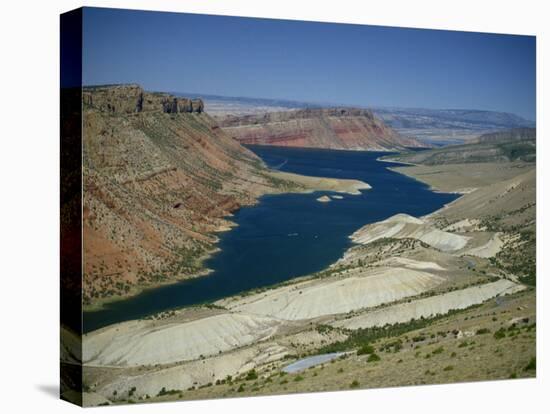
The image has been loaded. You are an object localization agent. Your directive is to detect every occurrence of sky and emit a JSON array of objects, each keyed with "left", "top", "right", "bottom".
[{"left": 82, "top": 7, "right": 536, "bottom": 120}]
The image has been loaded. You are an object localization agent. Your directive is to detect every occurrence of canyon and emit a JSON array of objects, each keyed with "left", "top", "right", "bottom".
[
  {"left": 75, "top": 85, "right": 535, "bottom": 407},
  {"left": 81, "top": 85, "right": 371, "bottom": 307},
  {"left": 217, "top": 108, "right": 424, "bottom": 150}
]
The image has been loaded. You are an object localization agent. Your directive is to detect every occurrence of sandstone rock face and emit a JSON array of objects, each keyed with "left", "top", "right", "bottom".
[
  {"left": 218, "top": 108, "right": 424, "bottom": 150},
  {"left": 178, "top": 98, "right": 193, "bottom": 113},
  {"left": 191, "top": 99, "right": 204, "bottom": 113},
  {"left": 81, "top": 85, "right": 271, "bottom": 307},
  {"left": 83, "top": 84, "right": 205, "bottom": 114}
]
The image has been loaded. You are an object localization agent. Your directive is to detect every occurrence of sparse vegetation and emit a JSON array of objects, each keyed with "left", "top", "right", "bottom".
[
  {"left": 524, "top": 357, "right": 536, "bottom": 371},
  {"left": 494, "top": 328, "right": 507, "bottom": 340},
  {"left": 245, "top": 370, "right": 258, "bottom": 381},
  {"left": 367, "top": 353, "right": 381, "bottom": 363},
  {"left": 357, "top": 344, "right": 375, "bottom": 355}
]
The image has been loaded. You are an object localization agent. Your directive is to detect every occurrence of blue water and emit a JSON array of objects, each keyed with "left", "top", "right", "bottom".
[
  {"left": 83, "top": 146, "right": 458, "bottom": 333},
  {"left": 282, "top": 352, "right": 345, "bottom": 373}
]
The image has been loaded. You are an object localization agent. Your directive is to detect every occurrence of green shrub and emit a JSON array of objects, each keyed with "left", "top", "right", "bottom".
[
  {"left": 357, "top": 344, "right": 375, "bottom": 355},
  {"left": 294, "top": 375, "right": 304, "bottom": 382},
  {"left": 237, "top": 384, "right": 245, "bottom": 393},
  {"left": 524, "top": 357, "right": 536, "bottom": 371},
  {"left": 476, "top": 328, "right": 491, "bottom": 335},
  {"left": 350, "top": 380, "right": 360, "bottom": 389},
  {"left": 443, "top": 365, "right": 454, "bottom": 371},
  {"left": 432, "top": 346, "right": 444, "bottom": 355},
  {"left": 367, "top": 353, "right": 381, "bottom": 362},
  {"left": 494, "top": 328, "right": 506, "bottom": 340},
  {"left": 316, "top": 304, "right": 483, "bottom": 355},
  {"left": 245, "top": 370, "right": 258, "bottom": 381},
  {"left": 157, "top": 387, "right": 179, "bottom": 397}
]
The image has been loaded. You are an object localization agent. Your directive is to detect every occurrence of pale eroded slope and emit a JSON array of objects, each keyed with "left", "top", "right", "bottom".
[
  {"left": 350, "top": 214, "right": 470, "bottom": 252},
  {"left": 83, "top": 313, "right": 282, "bottom": 367},
  {"left": 334, "top": 279, "right": 524, "bottom": 329},
  {"left": 220, "top": 267, "right": 445, "bottom": 321}
]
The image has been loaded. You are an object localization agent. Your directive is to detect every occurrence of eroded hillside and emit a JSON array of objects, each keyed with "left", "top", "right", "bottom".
[
  {"left": 81, "top": 158, "right": 535, "bottom": 404},
  {"left": 82, "top": 85, "right": 288, "bottom": 307},
  {"left": 385, "top": 128, "right": 536, "bottom": 165},
  {"left": 80, "top": 144, "right": 535, "bottom": 405},
  {"left": 82, "top": 85, "right": 373, "bottom": 308},
  {"left": 218, "top": 108, "right": 424, "bottom": 150}
]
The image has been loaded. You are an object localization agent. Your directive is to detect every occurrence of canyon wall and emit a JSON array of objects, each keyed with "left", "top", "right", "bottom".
[
  {"left": 83, "top": 84, "right": 204, "bottom": 115},
  {"left": 82, "top": 85, "right": 275, "bottom": 306},
  {"left": 218, "top": 108, "right": 425, "bottom": 150}
]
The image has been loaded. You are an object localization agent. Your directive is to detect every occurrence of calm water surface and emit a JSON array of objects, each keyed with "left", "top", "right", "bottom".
[{"left": 83, "top": 146, "right": 458, "bottom": 333}]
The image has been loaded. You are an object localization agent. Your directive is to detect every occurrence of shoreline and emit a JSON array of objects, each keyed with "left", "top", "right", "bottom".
[
  {"left": 385, "top": 165, "right": 468, "bottom": 219},
  {"left": 81, "top": 159, "right": 535, "bottom": 404},
  {"left": 83, "top": 250, "right": 218, "bottom": 313},
  {"left": 83, "top": 159, "right": 457, "bottom": 330},
  {"left": 83, "top": 156, "right": 468, "bottom": 329},
  {"left": 87, "top": 156, "right": 515, "bottom": 330},
  {"left": 387, "top": 166, "right": 477, "bottom": 195},
  {"left": 83, "top": 168, "right": 372, "bottom": 315},
  {"left": 246, "top": 143, "right": 425, "bottom": 153}
]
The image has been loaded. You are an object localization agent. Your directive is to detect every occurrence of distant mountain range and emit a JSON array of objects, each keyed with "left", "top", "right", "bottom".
[
  {"left": 178, "top": 92, "right": 535, "bottom": 146},
  {"left": 373, "top": 107, "right": 535, "bottom": 145}
]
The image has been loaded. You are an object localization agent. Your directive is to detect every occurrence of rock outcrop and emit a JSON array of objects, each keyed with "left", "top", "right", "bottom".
[
  {"left": 83, "top": 84, "right": 204, "bottom": 115},
  {"left": 81, "top": 84, "right": 272, "bottom": 307},
  {"left": 350, "top": 213, "right": 471, "bottom": 252},
  {"left": 472, "top": 127, "right": 536, "bottom": 144},
  {"left": 218, "top": 108, "right": 425, "bottom": 150}
]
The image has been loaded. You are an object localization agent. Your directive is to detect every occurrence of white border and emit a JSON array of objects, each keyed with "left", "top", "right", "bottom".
[{"left": 0, "top": 1, "right": 547, "bottom": 413}]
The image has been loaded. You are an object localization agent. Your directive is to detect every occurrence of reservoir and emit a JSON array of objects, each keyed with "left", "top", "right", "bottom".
[{"left": 83, "top": 146, "right": 458, "bottom": 333}]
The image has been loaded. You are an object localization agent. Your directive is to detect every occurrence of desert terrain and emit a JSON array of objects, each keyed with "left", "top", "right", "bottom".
[
  {"left": 80, "top": 85, "right": 371, "bottom": 310},
  {"left": 78, "top": 130, "right": 536, "bottom": 405}
]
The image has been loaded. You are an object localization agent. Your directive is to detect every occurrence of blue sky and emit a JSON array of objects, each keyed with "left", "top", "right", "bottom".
[{"left": 82, "top": 7, "right": 536, "bottom": 120}]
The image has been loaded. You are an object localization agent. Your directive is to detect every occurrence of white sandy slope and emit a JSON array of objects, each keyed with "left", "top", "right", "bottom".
[
  {"left": 350, "top": 213, "right": 470, "bottom": 252},
  {"left": 220, "top": 267, "right": 444, "bottom": 321},
  {"left": 97, "top": 343, "right": 289, "bottom": 400},
  {"left": 333, "top": 279, "right": 525, "bottom": 330},
  {"left": 464, "top": 233, "right": 504, "bottom": 258},
  {"left": 82, "top": 392, "right": 112, "bottom": 407},
  {"left": 375, "top": 257, "right": 446, "bottom": 271},
  {"left": 83, "top": 312, "right": 282, "bottom": 367}
]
